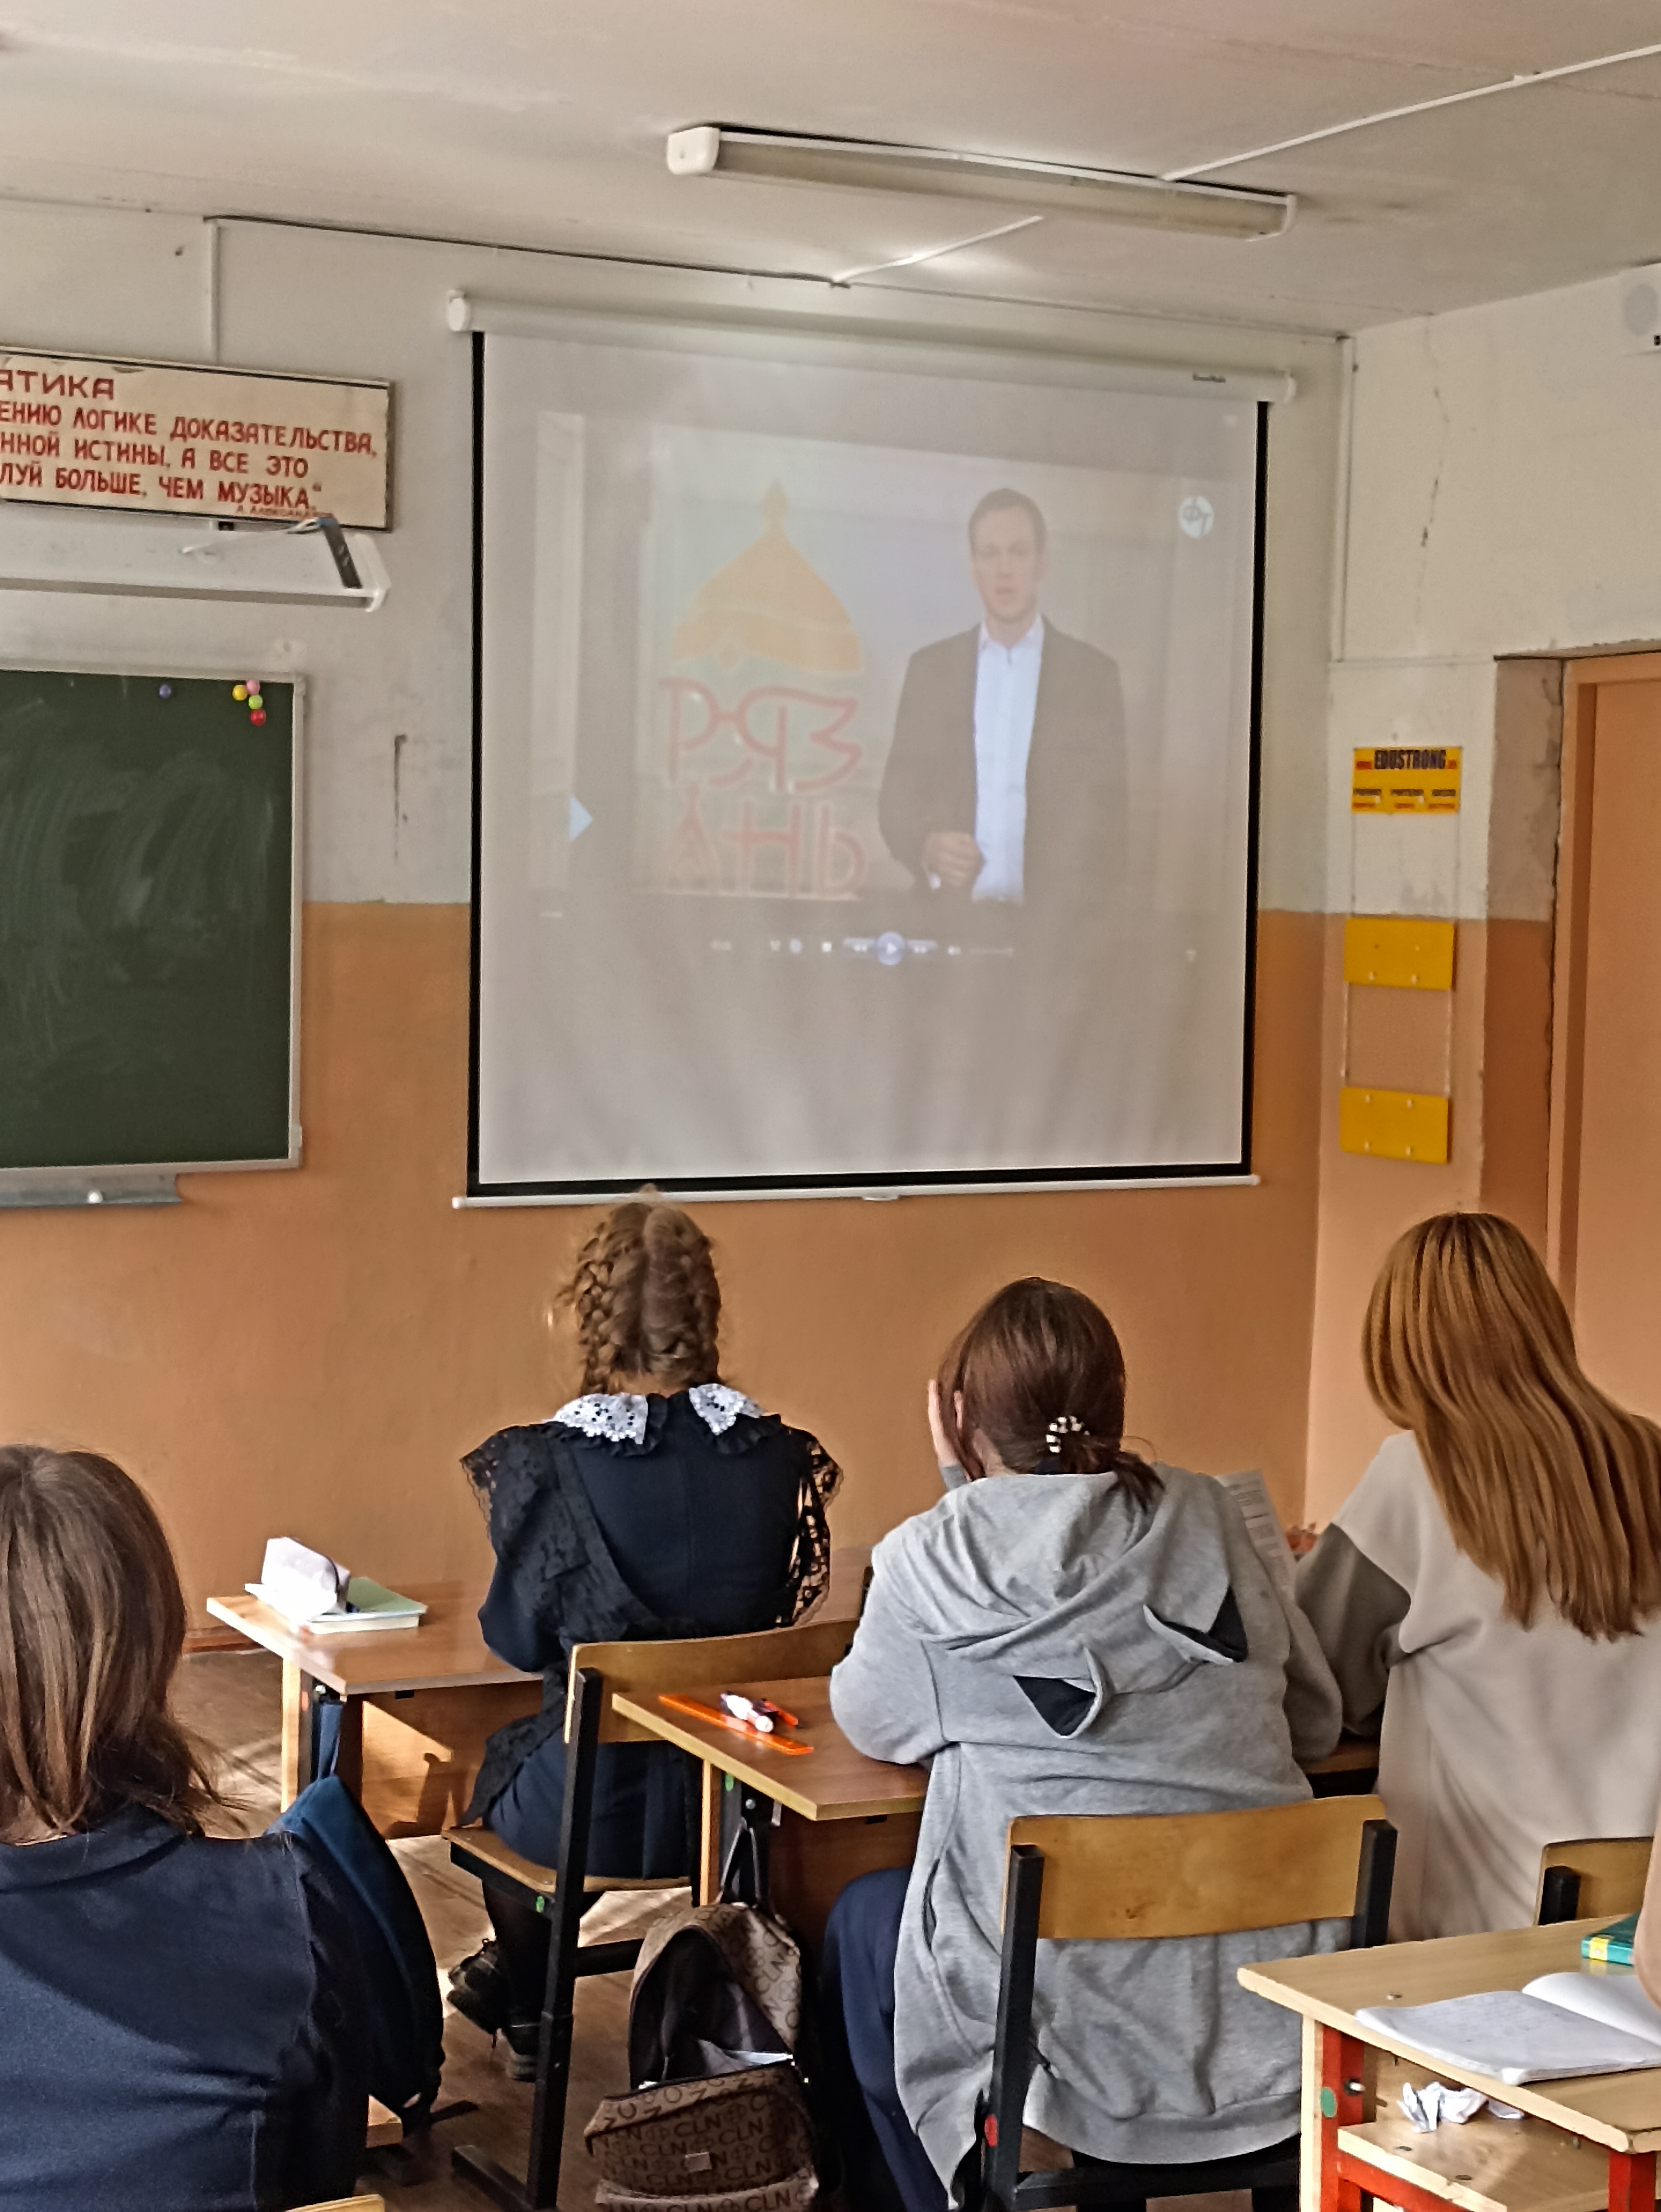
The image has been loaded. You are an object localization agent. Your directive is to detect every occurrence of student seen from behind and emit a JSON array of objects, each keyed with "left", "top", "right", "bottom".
[
  {"left": 824, "top": 1277, "right": 1344, "bottom": 2212},
  {"left": 1298, "top": 1211, "right": 1661, "bottom": 1939},
  {"left": 449, "top": 1192, "right": 842, "bottom": 2075},
  {"left": 0, "top": 1446, "right": 372, "bottom": 2210}
]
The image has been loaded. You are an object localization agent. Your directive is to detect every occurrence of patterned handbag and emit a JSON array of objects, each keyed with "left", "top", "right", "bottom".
[
  {"left": 585, "top": 1890, "right": 821, "bottom": 2209},
  {"left": 586, "top": 2066, "right": 817, "bottom": 2207}
]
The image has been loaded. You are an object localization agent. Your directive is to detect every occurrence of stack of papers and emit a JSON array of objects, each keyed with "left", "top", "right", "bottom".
[
  {"left": 1357, "top": 1970, "right": 1661, "bottom": 2084},
  {"left": 1218, "top": 1470, "right": 1298, "bottom": 1600},
  {"left": 249, "top": 1537, "right": 423, "bottom": 1634}
]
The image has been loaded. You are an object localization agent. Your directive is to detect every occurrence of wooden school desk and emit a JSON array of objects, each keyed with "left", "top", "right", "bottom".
[
  {"left": 1240, "top": 1919, "right": 1661, "bottom": 2212},
  {"left": 610, "top": 1673, "right": 925, "bottom": 1947},
  {"left": 206, "top": 1583, "right": 540, "bottom": 1835},
  {"left": 615, "top": 1666, "right": 1376, "bottom": 1947}
]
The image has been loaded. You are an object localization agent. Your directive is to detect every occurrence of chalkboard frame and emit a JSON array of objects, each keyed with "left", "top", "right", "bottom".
[{"left": 0, "top": 659, "right": 303, "bottom": 1190}]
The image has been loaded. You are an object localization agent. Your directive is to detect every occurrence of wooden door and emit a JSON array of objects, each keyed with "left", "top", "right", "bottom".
[{"left": 1554, "top": 658, "right": 1661, "bottom": 1413}]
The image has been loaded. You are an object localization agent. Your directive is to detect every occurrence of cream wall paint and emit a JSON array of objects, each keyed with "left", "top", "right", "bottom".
[
  {"left": 0, "top": 199, "right": 1343, "bottom": 910},
  {"left": 1344, "top": 276, "right": 1661, "bottom": 666},
  {"left": 1331, "top": 267, "right": 1661, "bottom": 930}
]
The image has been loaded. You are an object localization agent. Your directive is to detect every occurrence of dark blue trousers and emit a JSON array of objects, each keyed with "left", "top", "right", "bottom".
[{"left": 822, "top": 1867, "right": 949, "bottom": 2212}]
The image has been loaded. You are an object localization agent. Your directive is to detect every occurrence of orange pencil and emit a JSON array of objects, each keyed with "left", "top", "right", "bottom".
[{"left": 659, "top": 1691, "right": 814, "bottom": 1754}]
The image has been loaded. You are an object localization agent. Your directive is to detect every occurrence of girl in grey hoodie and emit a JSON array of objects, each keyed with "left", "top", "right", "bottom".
[{"left": 825, "top": 1278, "right": 1343, "bottom": 2209}]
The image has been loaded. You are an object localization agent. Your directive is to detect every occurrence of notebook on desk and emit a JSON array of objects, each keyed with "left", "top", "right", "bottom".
[
  {"left": 1357, "top": 1969, "right": 1661, "bottom": 2083},
  {"left": 250, "top": 1536, "right": 424, "bottom": 1634},
  {"left": 246, "top": 1576, "right": 426, "bottom": 1635}
]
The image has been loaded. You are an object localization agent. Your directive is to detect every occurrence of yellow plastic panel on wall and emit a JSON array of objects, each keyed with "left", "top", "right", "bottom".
[
  {"left": 1339, "top": 1086, "right": 1451, "bottom": 1163},
  {"left": 1343, "top": 916, "right": 1456, "bottom": 990}
]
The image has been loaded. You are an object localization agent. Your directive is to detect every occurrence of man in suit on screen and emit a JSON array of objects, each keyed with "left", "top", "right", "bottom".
[{"left": 877, "top": 488, "right": 1127, "bottom": 913}]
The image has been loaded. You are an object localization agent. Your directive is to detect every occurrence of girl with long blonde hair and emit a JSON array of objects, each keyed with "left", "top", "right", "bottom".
[{"left": 1298, "top": 1211, "right": 1661, "bottom": 1937}]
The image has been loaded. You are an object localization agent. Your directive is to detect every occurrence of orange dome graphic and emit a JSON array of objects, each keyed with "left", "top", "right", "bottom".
[{"left": 672, "top": 483, "right": 862, "bottom": 674}]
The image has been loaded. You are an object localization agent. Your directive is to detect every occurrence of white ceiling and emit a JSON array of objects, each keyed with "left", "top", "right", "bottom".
[{"left": 6, "top": 0, "right": 1661, "bottom": 333}]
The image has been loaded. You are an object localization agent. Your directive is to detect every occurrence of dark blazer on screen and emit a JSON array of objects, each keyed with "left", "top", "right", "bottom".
[
  {"left": 0, "top": 1808, "right": 369, "bottom": 2210},
  {"left": 877, "top": 622, "right": 1129, "bottom": 907}
]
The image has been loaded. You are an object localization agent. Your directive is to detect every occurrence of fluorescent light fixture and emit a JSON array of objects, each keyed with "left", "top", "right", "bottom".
[{"left": 666, "top": 126, "right": 1294, "bottom": 240}]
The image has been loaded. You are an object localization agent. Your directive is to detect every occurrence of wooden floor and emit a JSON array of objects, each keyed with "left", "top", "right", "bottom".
[{"left": 177, "top": 1645, "right": 1252, "bottom": 2212}]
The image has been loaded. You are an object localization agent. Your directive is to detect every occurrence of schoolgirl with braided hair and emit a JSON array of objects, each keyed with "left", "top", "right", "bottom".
[
  {"left": 565, "top": 1195, "right": 723, "bottom": 1394},
  {"left": 451, "top": 1193, "right": 841, "bottom": 2076}
]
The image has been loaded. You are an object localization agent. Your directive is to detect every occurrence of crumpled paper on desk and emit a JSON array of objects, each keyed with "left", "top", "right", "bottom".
[
  {"left": 258, "top": 1536, "right": 350, "bottom": 1621},
  {"left": 1400, "top": 2082, "right": 1523, "bottom": 2131}
]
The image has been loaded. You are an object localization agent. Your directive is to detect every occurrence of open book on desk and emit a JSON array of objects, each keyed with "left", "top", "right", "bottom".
[{"left": 1357, "top": 1970, "right": 1661, "bottom": 2084}]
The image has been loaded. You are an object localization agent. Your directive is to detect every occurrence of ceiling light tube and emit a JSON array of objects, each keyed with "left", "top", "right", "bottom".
[{"left": 666, "top": 126, "right": 1294, "bottom": 240}]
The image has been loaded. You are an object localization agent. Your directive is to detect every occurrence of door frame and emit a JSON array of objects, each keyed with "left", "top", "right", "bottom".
[{"left": 1547, "top": 652, "right": 1661, "bottom": 1311}]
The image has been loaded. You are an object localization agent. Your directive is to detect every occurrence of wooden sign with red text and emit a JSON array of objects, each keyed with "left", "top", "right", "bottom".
[{"left": 0, "top": 350, "right": 390, "bottom": 528}]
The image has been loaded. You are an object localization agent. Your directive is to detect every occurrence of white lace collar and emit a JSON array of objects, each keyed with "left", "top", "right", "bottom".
[{"left": 549, "top": 1382, "right": 763, "bottom": 1445}]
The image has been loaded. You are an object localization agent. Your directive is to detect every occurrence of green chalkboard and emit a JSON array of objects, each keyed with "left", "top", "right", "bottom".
[{"left": 0, "top": 668, "right": 296, "bottom": 1171}]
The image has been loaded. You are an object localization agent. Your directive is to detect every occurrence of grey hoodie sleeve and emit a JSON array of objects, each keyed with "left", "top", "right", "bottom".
[
  {"left": 1296, "top": 1523, "right": 1409, "bottom": 1736},
  {"left": 829, "top": 1547, "right": 946, "bottom": 1767},
  {"left": 1278, "top": 1580, "right": 1345, "bottom": 1765}
]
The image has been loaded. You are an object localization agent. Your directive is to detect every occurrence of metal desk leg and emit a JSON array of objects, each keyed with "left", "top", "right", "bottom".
[
  {"left": 698, "top": 1760, "right": 722, "bottom": 1905},
  {"left": 1608, "top": 2148, "right": 1657, "bottom": 2212},
  {"left": 278, "top": 1665, "right": 361, "bottom": 1809},
  {"left": 1314, "top": 2023, "right": 1366, "bottom": 2212},
  {"left": 280, "top": 1662, "right": 316, "bottom": 1807}
]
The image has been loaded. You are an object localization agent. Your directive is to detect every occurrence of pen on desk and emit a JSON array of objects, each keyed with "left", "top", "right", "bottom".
[
  {"left": 659, "top": 1692, "right": 814, "bottom": 1754},
  {"left": 719, "top": 1692, "right": 801, "bottom": 1730}
]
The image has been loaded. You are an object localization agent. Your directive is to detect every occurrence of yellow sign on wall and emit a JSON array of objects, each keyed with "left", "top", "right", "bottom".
[
  {"left": 1351, "top": 746, "right": 1462, "bottom": 814},
  {"left": 1339, "top": 1086, "right": 1451, "bottom": 1163}
]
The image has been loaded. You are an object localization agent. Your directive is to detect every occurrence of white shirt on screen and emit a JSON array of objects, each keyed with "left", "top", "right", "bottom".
[{"left": 971, "top": 616, "right": 1044, "bottom": 901}]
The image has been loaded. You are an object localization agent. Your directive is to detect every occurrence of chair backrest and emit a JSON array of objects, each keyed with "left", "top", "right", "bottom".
[
  {"left": 978, "top": 1800, "right": 1394, "bottom": 2210},
  {"left": 1008, "top": 1794, "right": 1393, "bottom": 1942},
  {"left": 1535, "top": 1835, "right": 1654, "bottom": 1924},
  {"left": 566, "top": 1615, "right": 859, "bottom": 1745}
]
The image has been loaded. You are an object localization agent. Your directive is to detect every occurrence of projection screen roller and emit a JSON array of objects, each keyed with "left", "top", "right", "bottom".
[{"left": 472, "top": 320, "right": 1264, "bottom": 1198}]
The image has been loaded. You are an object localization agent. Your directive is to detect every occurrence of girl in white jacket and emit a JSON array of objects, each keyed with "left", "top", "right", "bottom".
[{"left": 1298, "top": 1211, "right": 1661, "bottom": 1939}]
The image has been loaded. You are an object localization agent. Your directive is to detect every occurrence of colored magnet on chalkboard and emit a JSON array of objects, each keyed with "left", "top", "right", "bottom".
[
  {"left": 250, "top": 709, "right": 267, "bottom": 726},
  {"left": 248, "top": 692, "right": 264, "bottom": 710},
  {"left": 232, "top": 684, "right": 248, "bottom": 701},
  {"left": 157, "top": 685, "right": 172, "bottom": 699}
]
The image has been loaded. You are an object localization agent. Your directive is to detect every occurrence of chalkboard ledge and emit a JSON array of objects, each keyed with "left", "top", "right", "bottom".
[{"left": 0, "top": 1173, "right": 180, "bottom": 1210}]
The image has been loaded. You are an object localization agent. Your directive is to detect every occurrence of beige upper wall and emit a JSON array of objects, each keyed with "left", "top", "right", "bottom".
[
  {"left": 1330, "top": 269, "right": 1661, "bottom": 928},
  {"left": 0, "top": 197, "right": 1344, "bottom": 910}
]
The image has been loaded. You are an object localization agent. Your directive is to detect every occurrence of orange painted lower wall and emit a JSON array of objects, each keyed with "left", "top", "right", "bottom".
[{"left": 0, "top": 903, "right": 1330, "bottom": 1620}]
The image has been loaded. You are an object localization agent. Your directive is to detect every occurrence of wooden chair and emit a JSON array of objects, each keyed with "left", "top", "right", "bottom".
[
  {"left": 1535, "top": 1835, "right": 1654, "bottom": 1924},
  {"left": 296, "top": 2198, "right": 385, "bottom": 2211},
  {"left": 446, "top": 1613, "right": 857, "bottom": 2212},
  {"left": 973, "top": 1795, "right": 1397, "bottom": 2212}
]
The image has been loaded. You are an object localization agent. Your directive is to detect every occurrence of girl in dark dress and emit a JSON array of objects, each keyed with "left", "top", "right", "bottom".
[{"left": 449, "top": 1195, "right": 841, "bottom": 2073}]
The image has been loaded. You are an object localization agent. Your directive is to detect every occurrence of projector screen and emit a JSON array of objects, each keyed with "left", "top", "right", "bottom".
[{"left": 472, "top": 321, "right": 1264, "bottom": 1198}]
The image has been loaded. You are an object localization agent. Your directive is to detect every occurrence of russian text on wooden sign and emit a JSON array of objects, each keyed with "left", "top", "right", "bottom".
[
  {"left": 1350, "top": 746, "right": 1462, "bottom": 814},
  {"left": 0, "top": 351, "right": 390, "bottom": 529}
]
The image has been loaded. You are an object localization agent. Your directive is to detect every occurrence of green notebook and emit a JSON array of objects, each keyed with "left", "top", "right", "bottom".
[
  {"left": 247, "top": 1575, "right": 425, "bottom": 1633},
  {"left": 1582, "top": 1912, "right": 1639, "bottom": 1966}
]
